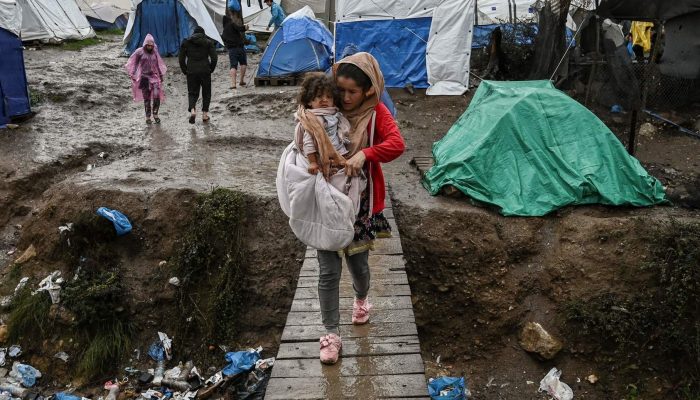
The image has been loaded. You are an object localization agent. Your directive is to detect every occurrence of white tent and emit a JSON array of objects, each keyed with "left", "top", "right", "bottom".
[
  {"left": 335, "top": 0, "right": 475, "bottom": 96},
  {"left": 475, "top": 0, "right": 536, "bottom": 24},
  {"left": 18, "top": 0, "right": 95, "bottom": 41},
  {"left": 123, "top": 0, "right": 223, "bottom": 48},
  {"left": 201, "top": 0, "right": 275, "bottom": 32},
  {"left": 77, "top": 0, "right": 131, "bottom": 25},
  {"left": 0, "top": 0, "right": 22, "bottom": 35}
]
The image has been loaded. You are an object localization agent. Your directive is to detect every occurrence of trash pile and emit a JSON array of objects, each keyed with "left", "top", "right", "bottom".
[
  {"left": 0, "top": 331, "right": 274, "bottom": 400},
  {"left": 107, "top": 334, "right": 275, "bottom": 400}
]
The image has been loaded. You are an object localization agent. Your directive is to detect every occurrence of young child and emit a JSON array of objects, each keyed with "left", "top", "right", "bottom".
[{"left": 294, "top": 73, "right": 351, "bottom": 177}]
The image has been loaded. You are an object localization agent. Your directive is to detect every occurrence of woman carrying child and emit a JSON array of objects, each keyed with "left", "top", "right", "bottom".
[{"left": 300, "top": 53, "right": 405, "bottom": 365}]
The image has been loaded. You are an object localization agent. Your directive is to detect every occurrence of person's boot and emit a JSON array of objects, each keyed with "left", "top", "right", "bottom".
[
  {"left": 319, "top": 333, "right": 342, "bottom": 364},
  {"left": 352, "top": 297, "right": 372, "bottom": 325}
]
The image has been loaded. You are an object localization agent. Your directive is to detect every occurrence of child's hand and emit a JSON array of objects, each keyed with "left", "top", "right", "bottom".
[{"left": 308, "top": 162, "right": 320, "bottom": 175}]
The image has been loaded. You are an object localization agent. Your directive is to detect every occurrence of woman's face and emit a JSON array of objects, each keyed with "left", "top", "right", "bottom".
[
  {"left": 144, "top": 42, "right": 154, "bottom": 53},
  {"left": 337, "top": 76, "right": 368, "bottom": 112}
]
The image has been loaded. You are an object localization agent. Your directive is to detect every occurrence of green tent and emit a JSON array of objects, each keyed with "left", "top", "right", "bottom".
[{"left": 422, "top": 80, "right": 667, "bottom": 216}]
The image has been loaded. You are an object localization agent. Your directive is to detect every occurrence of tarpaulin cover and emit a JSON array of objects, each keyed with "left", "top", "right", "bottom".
[
  {"left": 423, "top": 80, "right": 667, "bottom": 216},
  {"left": 0, "top": 27, "right": 31, "bottom": 126},
  {"left": 335, "top": 17, "right": 431, "bottom": 89},
  {"left": 471, "top": 23, "right": 575, "bottom": 49},
  {"left": 257, "top": 11, "right": 332, "bottom": 77}
]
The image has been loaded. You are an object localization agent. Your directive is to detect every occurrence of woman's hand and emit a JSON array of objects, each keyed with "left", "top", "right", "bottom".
[{"left": 344, "top": 151, "right": 366, "bottom": 177}]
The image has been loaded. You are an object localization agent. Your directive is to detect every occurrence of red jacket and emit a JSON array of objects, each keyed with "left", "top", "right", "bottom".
[{"left": 361, "top": 103, "right": 406, "bottom": 214}]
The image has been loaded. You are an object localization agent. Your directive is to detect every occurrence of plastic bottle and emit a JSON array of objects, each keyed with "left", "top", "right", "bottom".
[{"left": 153, "top": 360, "right": 165, "bottom": 385}]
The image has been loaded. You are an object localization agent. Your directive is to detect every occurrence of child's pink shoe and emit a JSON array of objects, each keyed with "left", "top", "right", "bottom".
[
  {"left": 319, "top": 333, "right": 342, "bottom": 364},
  {"left": 352, "top": 298, "right": 372, "bottom": 325}
]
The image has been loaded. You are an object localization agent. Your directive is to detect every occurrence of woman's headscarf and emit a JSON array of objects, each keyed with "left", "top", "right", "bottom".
[
  {"left": 332, "top": 52, "right": 385, "bottom": 158},
  {"left": 125, "top": 34, "right": 167, "bottom": 101}
]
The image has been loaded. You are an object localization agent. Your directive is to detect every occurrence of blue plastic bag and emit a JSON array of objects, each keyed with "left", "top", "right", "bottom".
[
  {"left": 15, "top": 363, "right": 40, "bottom": 387},
  {"left": 54, "top": 393, "right": 81, "bottom": 400},
  {"left": 222, "top": 350, "right": 260, "bottom": 377},
  {"left": 96, "top": 207, "right": 132, "bottom": 236},
  {"left": 228, "top": 0, "right": 241, "bottom": 11},
  {"left": 428, "top": 377, "right": 467, "bottom": 400},
  {"left": 148, "top": 342, "right": 165, "bottom": 361}
]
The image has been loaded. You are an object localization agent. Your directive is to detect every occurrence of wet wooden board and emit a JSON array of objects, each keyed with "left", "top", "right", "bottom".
[
  {"left": 271, "top": 354, "right": 425, "bottom": 378},
  {"left": 293, "top": 284, "right": 412, "bottom": 300},
  {"left": 254, "top": 75, "right": 302, "bottom": 86},
  {"left": 265, "top": 374, "right": 429, "bottom": 399},
  {"left": 282, "top": 322, "right": 418, "bottom": 342},
  {"left": 267, "top": 188, "right": 428, "bottom": 399},
  {"left": 277, "top": 336, "right": 420, "bottom": 359},
  {"left": 285, "top": 309, "right": 415, "bottom": 326},
  {"left": 410, "top": 156, "right": 434, "bottom": 179},
  {"left": 290, "top": 296, "right": 413, "bottom": 312},
  {"left": 372, "top": 237, "right": 403, "bottom": 255},
  {"left": 295, "top": 274, "right": 409, "bottom": 288}
]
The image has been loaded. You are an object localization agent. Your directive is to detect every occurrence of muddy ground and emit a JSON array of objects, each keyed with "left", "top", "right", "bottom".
[{"left": 1, "top": 34, "right": 699, "bottom": 399}]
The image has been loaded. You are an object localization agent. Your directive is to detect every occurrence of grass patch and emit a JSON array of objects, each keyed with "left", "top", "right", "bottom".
[
  {"left": 175, "top": 188, "right": 246, "bottom": 345},
  {"left": 98, "top": 29, "right": 124, "bottom": 36},
  {"left": 60, "top": 37, "right": 102, "bottom": 51},
  {"left": 29, "top": 89, "right": 44, "bottom": 107},
  {"left": 566, "top": 219, "right": 700, "bottom": 394},
  {"left": 77, "top": 320, "right": 131, "bottom": 377},
  {"left": 61, "top": 268, "right": 132, "bottom": 378},
  {"left": 7, "top": 288, "right": 51, "bottom": 342}
]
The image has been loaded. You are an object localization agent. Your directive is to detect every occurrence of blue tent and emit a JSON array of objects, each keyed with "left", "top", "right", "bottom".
[
  {"left": 87, "top": 15, "right": 128, "bottom": 31},
  {"left": 124, "top": 0, "right": 198, "bottom": 56},
  {"left": 0, "top": 27, "right": 31, "bottom": 127},
  {"left": 257, "top": 11, "right": 333, "bottom": 78}
]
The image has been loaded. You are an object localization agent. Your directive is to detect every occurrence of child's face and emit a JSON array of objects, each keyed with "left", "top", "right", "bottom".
[{"left": 309, "top": 91, "right": 334, "bottom": 109}]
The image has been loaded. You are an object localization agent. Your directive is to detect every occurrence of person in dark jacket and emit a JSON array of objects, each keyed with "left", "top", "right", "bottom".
[
  {"left": 222, "top": 21, "right": 248, "bottom": 89},
  {"left": 179, "top": 26, "right": 217, "bottom": 123}
]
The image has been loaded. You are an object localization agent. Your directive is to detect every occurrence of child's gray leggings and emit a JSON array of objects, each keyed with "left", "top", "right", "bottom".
[{"left": 317, "top": 249, "right": 370, "bottom": 335}]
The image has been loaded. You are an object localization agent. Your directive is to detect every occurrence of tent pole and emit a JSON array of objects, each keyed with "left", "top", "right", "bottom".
[
  {"left": 474, "top": 0, "right": 478, "bottom": 26},
  {"left": 627, "top": 110, "right": 638, "bottom": 155}
]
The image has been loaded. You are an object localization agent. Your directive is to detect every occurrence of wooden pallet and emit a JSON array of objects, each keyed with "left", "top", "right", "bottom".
[
  {"left": 410, "top": 156, "right": 464, "bottom": 198},
  {"left": 264, "top": 188, "right": 430, "bottom": 399},
  {"left": 254, "top": 75, "right": 304, "bottom": 87}
]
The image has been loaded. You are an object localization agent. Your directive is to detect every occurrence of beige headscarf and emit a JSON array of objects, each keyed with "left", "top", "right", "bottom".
[{"left": 332, "top": 52, "right": 385, "bottom": 158}]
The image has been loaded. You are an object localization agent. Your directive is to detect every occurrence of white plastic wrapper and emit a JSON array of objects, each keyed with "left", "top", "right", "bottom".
[{"left": 539, "top": 368, "right": 573, "bottom": 400}]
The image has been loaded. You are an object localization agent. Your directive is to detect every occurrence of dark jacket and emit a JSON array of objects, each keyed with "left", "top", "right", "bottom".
[
  {"left": 222, "top": 22, "right": 246, "bottom": 49},
  {"left": 179, "top": 33, "right": 217, "bottom": 75}
]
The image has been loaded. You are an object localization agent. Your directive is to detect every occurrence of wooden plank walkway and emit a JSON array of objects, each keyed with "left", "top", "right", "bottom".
[{"left": 265, "top": 192, "right": 428, "bottom": 399}]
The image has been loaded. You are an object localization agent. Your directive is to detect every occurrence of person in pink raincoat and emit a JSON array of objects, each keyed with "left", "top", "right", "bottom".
[{"left": 125, "top": 34, "right": 167, "bottom": 124}]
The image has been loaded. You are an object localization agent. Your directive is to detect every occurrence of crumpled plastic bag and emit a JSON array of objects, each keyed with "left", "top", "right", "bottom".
[
  {"left": 222, "top": 349, "right": 261, "bottom": 377},
  {"left": 148, "top": 332, "right": 173, "bottom": 361},
  {"left": 539, "top": 368, "right": 573, "bottom": 400},
  {"left": 34, "top": 271, "right": 63, "bottom": 304},
  {"left": 96, "top": 207, "right": 132, "bottom": 236},
  {"left": 428, "top": 376, "right": 467, "bottom": 400},
  {"left": 10, "top": 362, "right": 41, "bottom": 387},
  {"left": 54, "top": 393, "right": 81, "bottom": 400}
]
